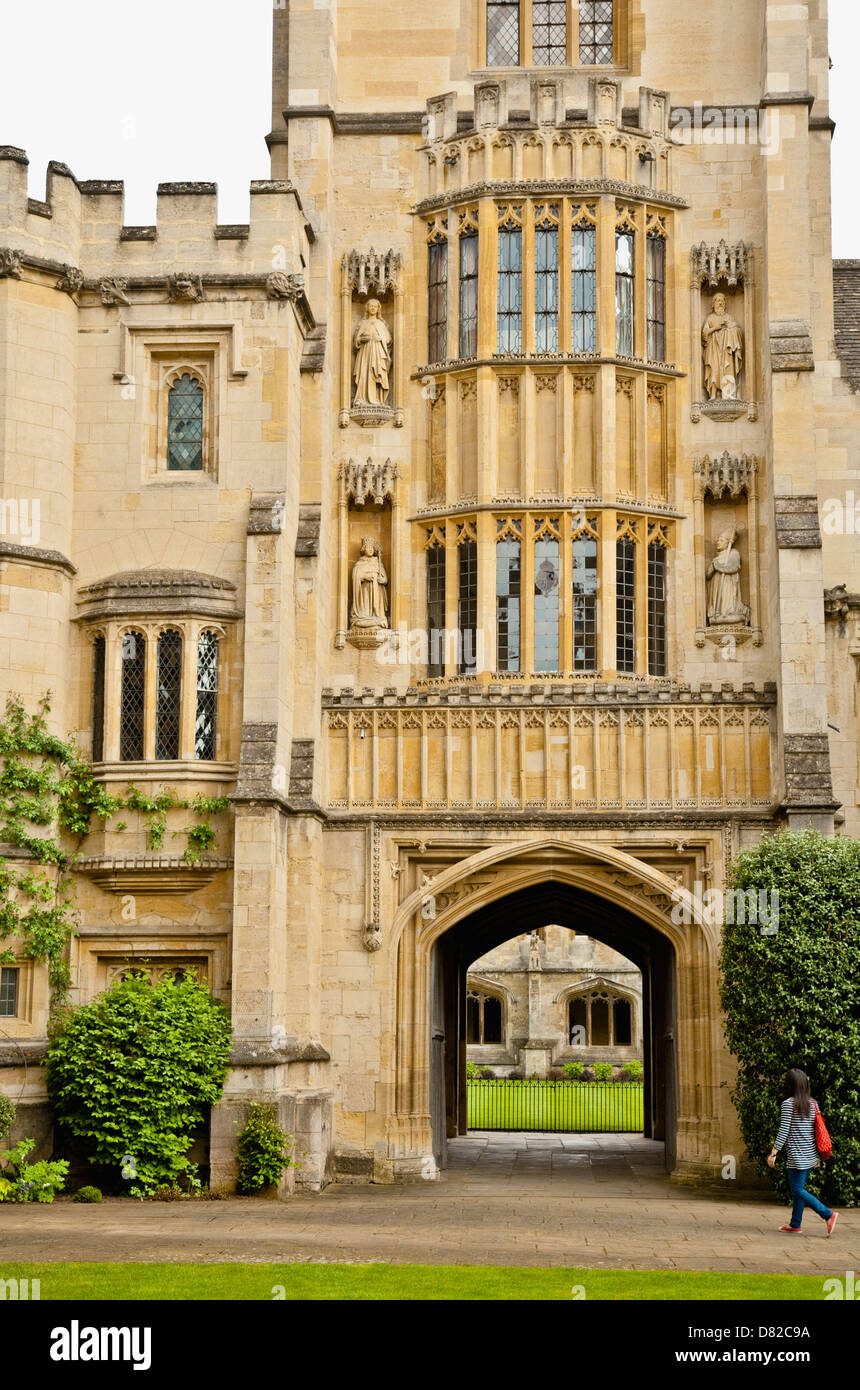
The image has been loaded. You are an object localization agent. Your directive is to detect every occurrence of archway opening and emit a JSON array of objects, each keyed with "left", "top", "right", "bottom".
[{"left": 429, "top": 881, "right": 678, "bottom": 1172}]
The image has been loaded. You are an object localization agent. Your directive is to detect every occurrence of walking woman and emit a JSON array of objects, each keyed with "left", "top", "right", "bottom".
[{"left": 767, "top": 1068, "right": 838, "bottom": 1235}]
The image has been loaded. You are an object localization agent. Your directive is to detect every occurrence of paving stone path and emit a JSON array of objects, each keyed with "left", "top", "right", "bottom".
[{"left": 1, "top": 1134, "right": 856, "bottom": 1278}]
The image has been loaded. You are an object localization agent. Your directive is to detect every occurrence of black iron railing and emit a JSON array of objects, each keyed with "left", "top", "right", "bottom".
[{"left": 466, "top": 1079, "right": 644, "bottom": 1133}]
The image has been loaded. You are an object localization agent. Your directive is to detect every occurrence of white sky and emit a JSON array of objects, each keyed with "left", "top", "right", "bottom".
[{"left": 1, "top": 0, "right": 859, "bottom": 255}]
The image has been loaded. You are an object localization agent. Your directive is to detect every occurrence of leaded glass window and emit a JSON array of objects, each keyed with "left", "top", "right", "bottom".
[
  {"left": 0, "top": 966, "right": 18, "bottom": 1018},
  {"left": 497, "top": 222, "right": 523, "bottom": 353},
  {"left": 648, "top": 541, "right": 667, "bottom": 677},
  {"left": 615, "top": 231, "right": 635, "bottom": 356},
  {"left": 533, "top": 1, "right": 567, "bottom": 66},
  {"left": 458, "top": 539, "right": 478, "bottom": 675},
  {"left": 616, "top": 539, "right": 636, "bottom": 674},
  {"left": 487, "top": 0, "right": 520, "bottom": 66},
  {"left": 428, "top": 239, "right": 448, "bottom": 362},
  {"left": 572, "top": 225, "right": 597, "bottom": 352},
  {"left": 459, "top": 231, "right": 479, "bottom": 358},
  {"left": 427, "top": 541, "right": 446, "bottom": 678},
  {"left": 534, "top": 534, "right": 560, "bottom": 673},
  {"left": 535, "top": 215, "right": 559, "bottom": 353},
  {"left": 167, "top": 373, "right": 204, "bottom": 471},
  {"left": 579, "top": 1, "right": 614, "bottom": 65},
  {"left": 573, "top": 532, "right": 599, "bottom": 670},
  {"left": 195, "top": 631, "right": 219, "bottom": 761},
  {"left": 92, "top": 635, "right": 105, "bottom": 762},
  {"left": 647, "top": 233, "right": 666, "bottom": 362},
  {"left": 119, "top": 630, "right": 146, "bottom": 762},
  {"left": 496, "top": 538, "right": 521, "bottom": 672},
  {"left": 155, "top": 629, "right": 182, "bottom": 761}
]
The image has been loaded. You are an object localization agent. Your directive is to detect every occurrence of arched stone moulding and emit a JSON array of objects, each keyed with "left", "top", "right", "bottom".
[{"left": 379, "top": 835, "right": 723, "bottom": 1181}]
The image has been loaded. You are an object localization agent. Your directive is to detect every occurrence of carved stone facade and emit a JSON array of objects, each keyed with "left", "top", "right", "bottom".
[{"left": 0, "top": 2, "right": 857, "bottom": 1191}]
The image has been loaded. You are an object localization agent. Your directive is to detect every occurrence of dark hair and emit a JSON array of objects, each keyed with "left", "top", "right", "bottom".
[{"left": 782, "top": 1068, "right": 812, "bottom": 1120}]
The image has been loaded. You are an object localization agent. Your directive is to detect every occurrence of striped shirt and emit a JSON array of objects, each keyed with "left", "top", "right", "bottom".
[{"left": 774, "top": 1097, "right": 820, "bottom": 1169}]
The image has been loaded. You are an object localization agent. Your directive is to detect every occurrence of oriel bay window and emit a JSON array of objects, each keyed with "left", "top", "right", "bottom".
[
  {"left": 423, "top": 513, "right": 670, "bottom": 679},
  {"left": 91, "top": 622, "right": 225, "bottom": 763},
  {"left": 485, "top": 1, "right": 616, "bottom": 67}
]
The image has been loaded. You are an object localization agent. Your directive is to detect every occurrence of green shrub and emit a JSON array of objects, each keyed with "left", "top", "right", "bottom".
[
  {"left": 465, "top": 1061, "right": 481, "bottom": 1079},
  {"left": 562, "top": 1063, "right": 584, "bottom": 1081},
  {"left": 0, "top": 1094, "right": 14, "bottom": 1142},
  {"left": 720, "top": 830, "right": 860, "bottom": 1207},
  {"left": 46, "top": 971, "right": 231, "bottom": 1197},
  {"left": 592, "top": 1062, "right": 613, "bottom": 1083},
  {"left": 623, "top": 1061, "right": 644, "bottom": 1082},
  {"left": 236, "top": 1103, "right": 296, "bottom": 1194},
  {"left": 74, "top": 1185, "right": 103, "bottom": 1203},
  {"left": 0, "top": 1137, "right": 69, "bottom": 1203}
]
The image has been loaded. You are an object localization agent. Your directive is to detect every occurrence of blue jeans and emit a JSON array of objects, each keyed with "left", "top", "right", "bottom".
[{"left": 787, "top": 1167, "right": 833, "bottom": 1228}]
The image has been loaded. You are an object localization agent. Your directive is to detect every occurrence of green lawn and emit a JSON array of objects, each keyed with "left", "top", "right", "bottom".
[
  {"left": 467, "top": 1079, "right": 643, "bottom": 1132},
  {"left": 0, "top": 1262, "right": 833, "bottom": 1301}
]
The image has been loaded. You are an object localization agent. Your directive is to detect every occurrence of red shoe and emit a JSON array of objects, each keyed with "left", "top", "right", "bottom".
[
  {"left": 779, "top": 1225, "right": 802, "bottom": 1233},
  {"left": 826, "top": 1213, "right": 838, "bottom": 1237}
]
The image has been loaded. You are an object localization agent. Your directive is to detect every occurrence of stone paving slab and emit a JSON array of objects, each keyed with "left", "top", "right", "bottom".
[{"left": 0, "top": 1134, "right": 855, "bottom": 1279}]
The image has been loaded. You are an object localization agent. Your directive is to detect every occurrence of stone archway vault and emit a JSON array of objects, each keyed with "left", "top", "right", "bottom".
[{"left": 382, "top": 837, "right": 724, "bottom": 1183}]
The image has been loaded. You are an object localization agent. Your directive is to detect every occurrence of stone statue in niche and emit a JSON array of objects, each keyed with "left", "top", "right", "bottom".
[
  {"left": 350, "top": 537, "right": 389, "bottom": 629},
  {"left": 707, "top": 527, "right": 750, "bottom": 625},
  {"left": 352, "top": 299, "right": 392, "bottom": 407},
  {"left": 702, "top": 293, "right": 744, "bottom": 400}
]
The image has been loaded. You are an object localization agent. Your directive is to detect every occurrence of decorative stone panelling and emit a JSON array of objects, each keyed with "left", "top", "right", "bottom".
[{"left": 773, "top": 496, "right": 823, "bottom": 549}]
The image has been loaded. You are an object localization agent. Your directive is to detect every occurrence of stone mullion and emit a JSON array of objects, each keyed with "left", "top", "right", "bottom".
[
  {"left": 566, "top": 711, "right": 577, "bottom": 804},
  {"left": 644, "top": 711, "right": 652, "bottom": 810},
  {"left": 669, "top": 710, "right": 679, "bottom": 809},
  {"left": 719, "top": 713, "right": 727, "bottom": 803},
  {"left": 543, "top": 712, "right": 550, "bottom": 804},
  {"left": 477, "top": 199, "right": 495, "bottom": 362},
  {"left": 522, "top": 0, "right": 533, "bottom": 65},
  {"left": 420, "top": 712, "right": 428, "bottom": 807},
  {"left": 618, "top": 710, "right": 627, "bottom": 810},
  {"left": 633, "top": 218, "right": 646, "bottom": 361},
  {"left": 396, "top": 711, "right": 404, "bottom": 805},
  {"left": 635, "top": 525, "right": 647, "bottom": 675},
  {"left": 445, "top": 713, "right": 452, "bottom": 807},
  {"left": 522, "top": 371, "right": 537, "bottom": 498},
  {"left": 743, "top": 712, "right": 752, "bottom": 803},
  {"left": 179, "top": 622, "right": 197, "bottom": 762},
  {"left": 517, "top": 710, "right": 526, "bottom": 809},
  {"left": 593, "top": 712, "right": 602, "bottom": 806},
  {"left": 561, "top": 369, "right": 575, "bottom": 496},
  {"left": 444, "top": 519, "right": 458, "bottom": 676},
  {"left": 346, "top": 712, "right": 354, "bottom": 810},
  {"left": 143, "top": 625, "right": 157, "bottom": 762},
  {"left": 600, "top": 507, "right": 617, "bottom": 675},
  {"left": 470, "top": 713, "right": 478, "bottom": 804},
  {"left": 371, "top": 711, "right": 379, "bottom": 806},
  {"left": 494, "top": 714, "right": 502, "bottom": 805},
  {"left": 103, "top": 625, "right": 122, "bottom": 764},
  {"left": 694, "top": 711, "right": 703, "bottom": 806}
]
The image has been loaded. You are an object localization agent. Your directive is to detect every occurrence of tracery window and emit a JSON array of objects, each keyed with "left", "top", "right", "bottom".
[
  {"left": 428, "top": 236, "right": 448, "bottom": 362},
  {"left": 459, "top": 228, "right": 479, "bottom": 358},
  {"left": 647, "top": 536, "right": 668, "bottom": 677},
  {"left": 571, "top": 222, "right": 597, "bottom": 353},
  {"left": 534, "top": 521, "right": 561, "bottom": 673},
  {"left": 646, "top": 230, "right": 666, "bottom": 362},
  {"left": 534, "top": 207, "right": 560, "bottom": 353},
  {"left": 485, "top": 1, "right": 616, "bottom": 67},
  {"left": 573, "top": 524, "right": 599, "bottom": 671},
  {"left": 497, "top": 213, "right": 523, "bottom": 353},
  {"left": 91, "top": 635, "right": 106, "bottom": 763},
  {"left": 156, "top": 630, "right": 183, "bottom": 761},
  {"left": 496, "top": 530, "right": 522, "bottom": 672},
  {"left": 467, "top": 989, "right": 504, "bottom": 1044},
  {"left": 569, "top": 988, "right": 633, "bottom": 1046},
  {"left": 195, "top": 631, "right": 219, "bottom": 762},
  {"left": 166, "top": 373, "right": 204, "bottom": 472},
  {"left": 615, "top": 230, "right": 635, "bottom": 356},
  {"left": 426, "top": 534, "right": 447, "bottom": 678},
  {"left": 579, "top": 1, "right": 614, "bottom": 65},
  {"left": 458, "top": 531, "right": 479, "bottom": 675},
  {"left": 616, "top": 533, "right": 636, "bottom": 674},
  {"left": 120, "top": 630, "right": 146, "bottom": 762}
]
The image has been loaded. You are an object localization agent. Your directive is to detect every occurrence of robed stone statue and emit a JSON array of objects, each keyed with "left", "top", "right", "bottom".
[
  {"left": 350, "top": 537, "right": 389, "bottom": 629},
  {"left": 707, "top": 528, "right": 750, "bottom": 625},
  {"left": 352, "top": 299, "right": 392, "bottom": 408},
  {"left": 702, "top": 293, "right": 744, "bottom": 400}
]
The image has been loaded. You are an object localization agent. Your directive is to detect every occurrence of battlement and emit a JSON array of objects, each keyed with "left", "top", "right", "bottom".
[{"left": 0, "top": 148, "right": 313, "bottom": 284}]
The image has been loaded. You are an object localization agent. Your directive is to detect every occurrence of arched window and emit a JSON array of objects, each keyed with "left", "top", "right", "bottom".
[
  {"left": 167, "top": 373, "right": 204, "bottom": 471},
  {"left": 569, "top": 988, "right": 635, "bottom": 1046},
  {"left": 195, "top": 630, "right": 219, "bottom": 761},
  {"left": 466, "top": 989, "right": 504, "bottom": 1043},
  {"left": 155, "top": 630, "right": 182, "bottom": 760},
  {"left": 119, "top": 631, "right": 146, "bottom": 762}
]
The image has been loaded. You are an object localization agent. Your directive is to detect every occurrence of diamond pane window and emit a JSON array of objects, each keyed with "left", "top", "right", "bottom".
[
  {"left": 428, "top": 239, "right": 448, "bottom": 362},
  {"left": 573, "top": 532, "right": 599, "bottom": 670},
  {"left": 616, "top": 539, "right": 636, "bottom": 673},
  {"left": 167, "top": 373, "right": 204, "bottom": 471},
  {"left": 648, "top": 541, "right": 668, "bottom": 677},
  {"left": 535, "top": 220, "right": 559, "bottom": 353},
  {"left": 534, "top": 536, "right": 560, "bottom": 673},
  {"left": 647, "top": 233, "right": 666, "bottom": 362},
  {"left": 0, "top": 966, "right": 18, "bottom": 1018},
  {"left": 458, "top": 539, "right": 478, "bottom": 675},
  {"left": 459, "top": 232, "right": 479, "bottom": 358},
  {"left": 496, "top": 538, "right": 521, "bottom": 672},
  {"left": 119, "top": 630, "right": 146, "bottom": 762},
  {"left": 195, "top": 630, "right": 219, "bottom": 761},
  {"left": 580, "top": 1, "right": 614, "bottom": 65},
  {"left": 497, "top": 223, "right": 522, "bottom": 353},
  {"left": 533, "top": 1, "right": 567, "bottom": 65},
  {"left": 155, "top": 629, "right": 182, "bottom": 761},
  {"left": 427, "top": 541, "right": 446, "bottom": 678},
  {"left": 487, "top": 0, "right": 520, "bottom": 66},
  {"left": 615, "top": 231, "right": 635, "bottom": 356},
  {"left": 572, "top": 226, "right": 597, "bottom": 352},
  {"left": 92, "top": 635, "right": 106, "bottom": 762}
]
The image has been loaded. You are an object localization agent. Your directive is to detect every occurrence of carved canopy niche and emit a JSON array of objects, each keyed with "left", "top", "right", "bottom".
[
  {"left": 335, "top": 457, "right": 402, "bottom": 650},
  {"left": 690, "top": 241, "right": 757, "bottom": 422},
  {"left": 693, "top": 453, "right": 762, "bottom": 650},
  {"left": 339, "top": 249, "right": 405, "bottom": 429}
]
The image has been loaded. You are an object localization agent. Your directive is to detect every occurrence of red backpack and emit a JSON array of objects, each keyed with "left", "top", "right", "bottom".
[{"left": 813, "top": 1102, "right": 833, "bottom": 1161}]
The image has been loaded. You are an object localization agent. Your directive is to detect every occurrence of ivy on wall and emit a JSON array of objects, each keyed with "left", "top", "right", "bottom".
[{"left": 0, "top": 695, "right": 229, "bottom": 1008}]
